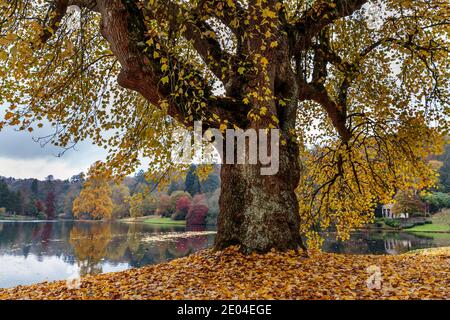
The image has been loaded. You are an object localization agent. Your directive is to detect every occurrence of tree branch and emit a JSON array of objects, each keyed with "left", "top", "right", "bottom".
[
  {"left": 199, "top": 0, "right": 246, "bottom": 35},
  {"left": 40, "top": 0, "right": 99, "bottom": 45},
  {"left": 289, "top": 0, "right": 368, "bottom": 53},
  {"left": 96, "top": 0, "right": 245, "bottom": 129},
  {"left": 298, "top": 80, "right": 352, "bottom": 143},
  {"left": 143, "top": 1, "right": 233, "bottom": 83},
  {"left": 297, "top": 30, "right": 352, "bottom": 142}
]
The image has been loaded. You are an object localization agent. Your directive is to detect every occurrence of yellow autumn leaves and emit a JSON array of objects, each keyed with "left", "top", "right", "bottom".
[
  {"left": 1, "top": 247, "right": 449, "bottom": 300},
  {"left": 73, "top": 163, "right": 113, "bottom": 220}
]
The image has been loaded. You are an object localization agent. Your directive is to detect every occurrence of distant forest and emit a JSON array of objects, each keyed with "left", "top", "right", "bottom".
[
  {"left": 1, "top": 141, "right": 449, "bottom": 223},
  {"left": 0, "top": 164, "right": 221, "bottom": 223}
]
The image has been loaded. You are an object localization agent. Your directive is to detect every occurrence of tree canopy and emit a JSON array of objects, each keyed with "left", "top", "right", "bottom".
[
  {"left": 0, "top": 0, "right": 448, "bottom": 245},
  {"left": 73, "top": 163, "right": 113, "bottom": 220}
]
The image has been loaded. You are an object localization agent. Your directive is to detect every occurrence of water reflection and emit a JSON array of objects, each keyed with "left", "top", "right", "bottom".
[
  {"left": 322, "top": 230, "right": 445, "bottom": 255},
  {"left": 384, "top": 239, "right": 412, "bottom": 255},
  {"left": 69, "top": 223, "right": 112, "bottom": 276},
  {"left": 0, "top": 221, "right": 215, "bottom": 288},
  {"left": 0, "top": 221, "right": 449, "bottom": 288}
]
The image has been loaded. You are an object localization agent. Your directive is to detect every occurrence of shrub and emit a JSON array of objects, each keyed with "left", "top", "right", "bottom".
[
  {"left": 186, "top": 194, "right": 209, "bottom": 226},
  {"left": 412, "top": 212, "right": 426, "bottom": 218},
  {"left": 0, "top": 207, "right": 6, "bottom": 215},
  {"left": 172, "top": 195, "right": 192, "bottom": 220},
  {"left": 37, "top": 212, "right": 46, "bottom": 220},
  {"left": 385, "top": 219, "right": 400, "bottom": 228},
  {"left": 170, "top": 191, "right": 192, "bottom": 208},
  {"left": 156, "top": 194, "right": 172, "bottom": 217},
  {"left": 186, "top": 205, "right": 208, "bottom": 226}
]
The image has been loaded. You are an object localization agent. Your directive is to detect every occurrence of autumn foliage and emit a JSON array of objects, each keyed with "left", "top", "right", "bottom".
[
  {"left": 73, "top": 163, "right": 113, "bottom": 220},
  {"left": 34, "top": 199, "right": 45, "bottom": 215},
  {"left": 186, "top": 194, "right": 209, "bottom": 226},
  {"left": 1, "top": 247, "right": 449, "bottom": 300},
  {"left": 173, "top": 195, "right": 192, "bottom": 220},
  {"left": 44, "top": 192, "right": 56, "bottom": 220},
  {"left": 392, "top": 190, "right": 427, "bottom": 217},
  {"left": 0, "top": 0, "right": 448, "bottom": 251},
  {"left": 156, "top": 194, "right": 172, "bottom": 218}
]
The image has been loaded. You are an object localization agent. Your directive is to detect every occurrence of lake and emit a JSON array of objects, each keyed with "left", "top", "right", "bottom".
[
  {"left": 0, "top": 220, "right": 216, "bottom": 288},
  {"left": 0, "top": 220, "right": 449, "bottom": 288}
]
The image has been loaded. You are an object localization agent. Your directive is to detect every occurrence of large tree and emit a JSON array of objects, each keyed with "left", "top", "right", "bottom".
[{"left": 0, "top": 0, "right": 448, "bottom": 252}]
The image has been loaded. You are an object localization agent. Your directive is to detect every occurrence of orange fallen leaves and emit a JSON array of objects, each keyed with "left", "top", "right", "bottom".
[{"left": 0, "top": 246, "right": 449, "bottom": 300}]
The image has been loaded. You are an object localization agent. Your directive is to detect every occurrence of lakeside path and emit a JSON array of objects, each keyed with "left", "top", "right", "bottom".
[{"left": 1, "top": 247, "right": 449, "bottom": 300}]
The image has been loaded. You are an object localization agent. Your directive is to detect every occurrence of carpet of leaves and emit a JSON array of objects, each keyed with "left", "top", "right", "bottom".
[{"left": 0, "top": 246, "right": 449, "bottom": 300}]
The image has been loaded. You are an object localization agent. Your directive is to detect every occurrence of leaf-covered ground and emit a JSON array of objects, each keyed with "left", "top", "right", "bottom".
[{"left": 0, "top": 247, "right": 449, "bottom": 300}]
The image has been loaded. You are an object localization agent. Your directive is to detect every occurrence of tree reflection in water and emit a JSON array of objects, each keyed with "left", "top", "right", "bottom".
[
  {"left": 1, "top": 221, "right": 450, "bottom": 288},
  {"left": 40, "top": 223, "right": 53, "bottom": 251},
  {"left": 127, "top": 223, "right": 145, "bottom": 262},
  {"left": 68, "top": 222, "right": 214, "bottom": 275},
  {"left": 322, "top": 230, "right": 437, "bottom": 255},
  {"left": 69, "top": 223, "right": 112, "bottom": 276}
]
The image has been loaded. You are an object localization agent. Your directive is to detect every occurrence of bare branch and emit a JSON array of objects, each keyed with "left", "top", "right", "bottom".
[{"left": 289, "top": 0, "right": 369, "bottom": 53}]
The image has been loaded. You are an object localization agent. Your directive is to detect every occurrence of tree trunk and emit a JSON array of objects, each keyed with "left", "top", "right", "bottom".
[{"left": 214, "top": 135, "right": 305, "bottom": 253}]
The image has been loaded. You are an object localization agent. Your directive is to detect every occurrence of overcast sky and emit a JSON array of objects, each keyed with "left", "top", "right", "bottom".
[{"left": 0, "top": 125, "right": 108, "bottom": 180}]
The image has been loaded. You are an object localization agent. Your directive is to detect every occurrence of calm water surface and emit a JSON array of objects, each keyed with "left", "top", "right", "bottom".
[
  {"left": 0, "top": 220, "right": 449, "bottom": 288},
  {"left": 0, "top": 220, "right": 215, "bottom": 288}
]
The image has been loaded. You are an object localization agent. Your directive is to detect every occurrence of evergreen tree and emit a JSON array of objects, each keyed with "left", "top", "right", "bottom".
[
  {"left": 0, "top": 180, "right": 11, "bottom": 211},
  {"left": 31, "top": 179, "right": 39, "bottom": 197},
  {"left": 12, "top": 190, "right": 24, "bottom": 215},
  {"left": 0, "top": 180, "right": 19, "bottom": 214},
  {"left": 185, "top": 165, "right": 201, "bottom": 196},
  {"left": 200, "top": 172, "right": 220, "bottom": 194}
]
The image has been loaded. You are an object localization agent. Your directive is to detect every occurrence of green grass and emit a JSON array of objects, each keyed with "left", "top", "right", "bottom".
[
  {"left": 406, "top": 209, "right": 450, "bottom": 233},
  {"left": 0, "top": 214, "right": 36, "bottom": 221},
  {"left": 407, "top": 224, "right": 450, "bottom": 232},
  {"left": 430, "top": 209, "right": 450, "bottom": 225},
  {"left": 144, "top": 217, "right": 186, "bottom": 226},
  {"left": 408, "top": 231, "right": 450, "bottom": 241}
]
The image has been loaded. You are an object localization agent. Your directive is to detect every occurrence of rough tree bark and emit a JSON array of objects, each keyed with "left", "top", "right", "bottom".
[
  {"left": 215, "top": 139, "right": 305, "bottom": 253},
  {"left": 215, "top": 28, "right": 306, "bottom": 252}
]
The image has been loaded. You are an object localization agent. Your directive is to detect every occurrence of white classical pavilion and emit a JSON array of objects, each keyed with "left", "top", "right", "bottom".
[{"left": 381, "top": 204, "right": 409, "bottom": 219}]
